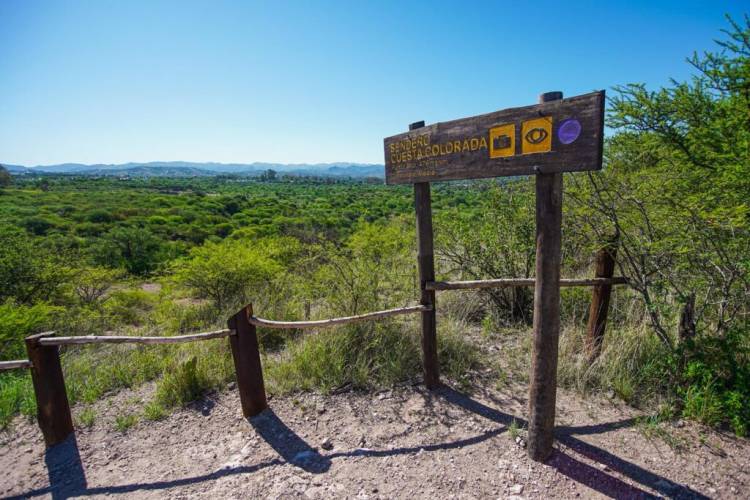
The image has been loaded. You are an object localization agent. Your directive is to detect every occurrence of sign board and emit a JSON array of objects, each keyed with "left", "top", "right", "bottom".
[{"left": 383, "top": 91, "right": 604, "bottom": 184}]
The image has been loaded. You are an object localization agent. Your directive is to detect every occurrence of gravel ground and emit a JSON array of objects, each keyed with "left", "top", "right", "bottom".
[{"left": 1, "top": 377, "right": 748, "bottom": 499}]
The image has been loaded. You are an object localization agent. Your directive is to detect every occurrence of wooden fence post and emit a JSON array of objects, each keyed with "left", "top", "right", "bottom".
[
  {"left": 585, "top": 236, "right": 619, "bottom": 360},
  {"left": 678, "top": 293, "right": 696, "bottom": 343},
  {"left": 25, "top": 332, "right": 74, "bottom": 448},
  {"left": 228, "top": 304, "right": 268, "bottom": 417},
  {"left": 410, "top": 120, "right": 440, "bottom": 390},
  {"left": 528, "top": 91, "right": 564, "bottom": 462}
]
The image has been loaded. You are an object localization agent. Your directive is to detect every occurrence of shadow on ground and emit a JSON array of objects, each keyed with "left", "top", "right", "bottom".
[{"left": 11, "top": 387, "right": 706, "bottom": 499}]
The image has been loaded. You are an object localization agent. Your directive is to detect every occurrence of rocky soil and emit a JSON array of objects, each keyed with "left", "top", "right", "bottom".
[{"left": 1, "top": 374, "right": 749, "bottom": 499}]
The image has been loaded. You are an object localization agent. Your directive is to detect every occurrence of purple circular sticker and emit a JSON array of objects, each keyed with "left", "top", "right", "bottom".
[{"left": 558, "top": 119, "right": 582, "bottom": 145}]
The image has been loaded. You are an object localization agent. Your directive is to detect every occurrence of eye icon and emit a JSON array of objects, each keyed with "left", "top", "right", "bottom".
[{"left": 525, "top": 127, "right": 548, "bottom": 144}]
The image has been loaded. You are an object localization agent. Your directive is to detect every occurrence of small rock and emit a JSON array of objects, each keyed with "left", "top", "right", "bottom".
[
  {"left": 510, "top": 484, "right": 524, "bottom": 494},
  {"left": 321, "top": 438, "right": 333, "bottom": 450},
  {"left": 515, "top": 436, "right": 527, "bottom": 448},
  {"left": 227, "top": 382, "right": 237, "bottom": 390}
]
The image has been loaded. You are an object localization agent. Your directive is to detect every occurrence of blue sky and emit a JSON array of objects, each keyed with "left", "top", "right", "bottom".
[{"left": 0, "top": 0, "right": 746, "bottom": 166}]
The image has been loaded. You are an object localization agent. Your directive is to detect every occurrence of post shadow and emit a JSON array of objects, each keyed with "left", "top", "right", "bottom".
[
  {"left": 248, "top": 408, "right": 331, "bottom": 473},
  {"left": 44, "top": 433, "right": 87, "bottom": 500},
  {"left": 436, "top": 386, "right": 709, "bottom": 499},
  {"left": 547, "top": 450, "right": 656, "bottom": 498}
]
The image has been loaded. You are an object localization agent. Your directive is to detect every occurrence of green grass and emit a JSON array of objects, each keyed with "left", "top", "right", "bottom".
[
  {"left": 143, "top": 401, "right": 167, "bottom": 421},
  {"left": 0, "top": 372, "right": 36, "bottom": 428},
  {"left": 508, "top": 418, "right": 521, "bottom": 440},
  {"left": 636, "top": 414, "right": 687, "bottom": 451},
  {"left": 265, "top": 317, "right": 481, "bottom": 394},
  {"left": 76, "top": 406, "right": 96, "bottom": 427},
  {"left": 114, "top": 413, "right": 138, "bottom": 432},
  {"left": 557, "top": 324, "right": 673, "bottom": 407}
]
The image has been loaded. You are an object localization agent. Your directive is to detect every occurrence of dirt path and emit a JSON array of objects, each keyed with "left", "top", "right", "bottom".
[{"left": 1, "top": 377, "right": 748, "bottom": 499}]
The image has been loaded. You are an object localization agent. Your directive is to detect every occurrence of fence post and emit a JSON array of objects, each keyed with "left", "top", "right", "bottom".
[
  {"left": 25, "top": 332, "right": 74, "bottom": 447},
  {"left": 678, "top": 292, "right": 696, "bottom": 343},
  {"left": 227, "top": 304, "right": 268, "bottom": 417},
  {"left": 411, "top": 119, "right": 440, "bottom": 390},
  {"left": 528, "top": 91, "right": 564, "bottom": 462},
  {"left": 585, "top": 236, "right": 619, "bottom": 360}
]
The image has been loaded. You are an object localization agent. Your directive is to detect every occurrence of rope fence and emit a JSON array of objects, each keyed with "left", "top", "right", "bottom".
[
  {"left": 0, "top": 359, "right": 33, "bottom": 371},
  {"left": 425, "top": 277, "right": 627, "bottom": 291},
  {"left": 248, "top": 304, "right": 429, "bottom": 329},
  {"left": 37, "top": 328, "right": 235, "bottom": 347},
  {"left": 2, "top": 248, "right": 627, "bottom": 449}
]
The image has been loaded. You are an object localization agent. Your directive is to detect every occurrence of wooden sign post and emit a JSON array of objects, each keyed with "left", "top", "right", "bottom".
[{"left": 384, "top": 90, "right": 604, "bottom": 462}]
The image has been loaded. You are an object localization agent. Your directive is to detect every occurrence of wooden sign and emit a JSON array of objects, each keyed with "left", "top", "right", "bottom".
[{"left": 383, "top": 91, "right": 604, "bottom": 184}]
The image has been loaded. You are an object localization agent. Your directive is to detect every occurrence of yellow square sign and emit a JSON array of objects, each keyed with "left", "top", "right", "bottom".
[
  {"left": 489, "top": 123, "right": 515, "bottom": 158},
  {"left": 521, "top": 116, "right": 552, "bottom": 154}
]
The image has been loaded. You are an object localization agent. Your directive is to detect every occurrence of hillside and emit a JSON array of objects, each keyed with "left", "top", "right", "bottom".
[{"left": 3, "top": 161, "right": 385, "bottom": 178}]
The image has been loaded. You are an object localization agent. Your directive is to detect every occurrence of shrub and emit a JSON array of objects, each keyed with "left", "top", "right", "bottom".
[
  {"left": 265, "top": 317, "right": 480, "bottom": 394},
  {"left": 87, "top": 209, "right": 116, "bottom": 223},
  {"left": 95, "top": 226, "right": 165, "bottom": 275},
  {"left": 104, "top": 289, "right": 157, "bottom": 326},
  {"left": 22, "top": 216, "right": 56, "bottom": 235},
  {"left": 679, "top": 328, "right": 750, "bottom": 436},
  {"left": 0, "top": 227, "right": 70, "bottom": 304},
  {"left": 0, "top": 300, "right": 62, "bottom": 360},
  {"left": 173, "top": 238, "right": 285, "bottom": 311}
]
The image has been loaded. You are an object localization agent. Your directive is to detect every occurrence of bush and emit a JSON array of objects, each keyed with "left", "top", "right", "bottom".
[
  {"left": 0, "top": 301, "right": 62, "bottom": 360},
  {"left": 22, "top": 216, "right": 56, "bottom": 235},
  {"left": 104, "top": 289, "right": 157, "bottom": 326},
  {"left": 265, "top": 317, "right": 480, "bottom": 394},
  {"left": 0, "top": 227, "right": 70, "bottom": 304},
  {"left": 154, "top": 357, "right": 206, "bottom": 408},
  {"left": 95, "top": 226, "right": 165, "bottom": 275},
  {"left": 87, "top": 209, "right": 116, "bottom": 223},
  {"left": 173, "top": 238, "right": 286, "bottom": 311},
  {"left": 679, "top": 328, "right": 750, "bottom": 436}
]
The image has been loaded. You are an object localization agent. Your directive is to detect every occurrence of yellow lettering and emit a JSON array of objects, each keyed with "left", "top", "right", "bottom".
[
  {"left": 446, "top": 142, "right": 453, "bottom": 154},
  {"left": 432, "top": 145, "right": 439, "bottom": 156},
  {"left": 470, "top": 138, "right": 479, "bottom": 150},
  {"left": 479, "top": 137, "right": 487, "bottom": 150},
  {"left": 462, "top": 140, "right": 470, "bottom": 151}
]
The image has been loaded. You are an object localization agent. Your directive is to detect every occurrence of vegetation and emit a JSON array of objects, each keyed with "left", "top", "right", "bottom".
[{"left": 0, "top": 17, "right": 747, "bottom": 437}]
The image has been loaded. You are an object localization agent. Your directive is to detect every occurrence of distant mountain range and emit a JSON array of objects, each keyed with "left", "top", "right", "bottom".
[{"left": 2, "top": 161, "right": 385, "bottom": 178}]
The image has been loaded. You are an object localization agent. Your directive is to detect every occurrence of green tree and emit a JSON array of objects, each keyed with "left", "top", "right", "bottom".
[
  {"left": 0, "top": 227, "right": 69, "bottom": 304},
  {"left": 0, "top": 165, "right": 11, "bottom": 188},
  {"left": 96, "top": 227, "right": 164, "bottom": 275},
  {"left": 173, "top": 238, "right": 284, "bottom": 311},
  {"left": 569, "top": 15, "right": 750, "bottom": 342},
  {"left": 437, "top": 181, "right": 536, "bottom": 324},
  {"left": 565, "top": 16, "right": 750, "bottom": 435},
  {"left": 70, "top": 266, "right": 123, "bottom": 306}
]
